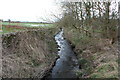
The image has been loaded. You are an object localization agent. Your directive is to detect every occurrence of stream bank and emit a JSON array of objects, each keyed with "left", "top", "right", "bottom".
[
  {"left": 63, "top": 28, "right": 119, "bottom": 78},
  {"left": 2, "top": 28, "right": 58, "bottom": 78}
]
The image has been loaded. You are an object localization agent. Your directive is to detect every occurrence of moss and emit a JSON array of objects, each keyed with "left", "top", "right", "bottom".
[
  {"left": 47, "top": 39, "right": 57, "bottom": 53},
  {"left": 3, "top": 34, "right": 16, "bottom": 47},
  {"left": 76, "top": 70, "right": 83, "bottom": 77},
  {"left": 116, "top": 59, "right": 120, "bottom": 64},
  {"left": 31, "top": 58, "right": 41, "bottom": 67},
  {"left": 78, "top": 58, "right": 89, "bottom": 68},
  {"left": 78, "top": 58, "right": 92, "bottom": 68},
  {"left": 78, "top": 58, "right": 93, "bottom": 77}
]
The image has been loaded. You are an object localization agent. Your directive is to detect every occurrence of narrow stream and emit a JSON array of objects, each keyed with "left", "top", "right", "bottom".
[{"left": 50, "top": 29, "right": 79, "bottom": 78}]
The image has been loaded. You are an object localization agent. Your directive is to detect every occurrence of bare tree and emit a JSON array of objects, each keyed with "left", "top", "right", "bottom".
[{"left": 56, "top": 1, "right": 118, "bottom": 39}]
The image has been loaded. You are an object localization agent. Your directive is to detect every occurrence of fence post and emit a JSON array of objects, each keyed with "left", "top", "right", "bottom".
[{"left": 0, "top": 19, "right": 2, "bottom": 32}]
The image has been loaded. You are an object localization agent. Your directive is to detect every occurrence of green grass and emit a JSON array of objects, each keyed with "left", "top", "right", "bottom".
[
  {"left": 90, "top": 63, "right": 118, "bottom": 78},
  {"left": 90, "top": 73, "right": 104, "bottom": 78},
  {"left": 0, "top": 22, "right": 55, "bottom": 34},
  {"left": 2, "top": 22, "right": 54, "bottom": 28},
  {"left": 0, "top": 25, "right": 25, "bottom": 34},
  {"left": 97, "top": 64, "right": 115, "bottom": 73}
]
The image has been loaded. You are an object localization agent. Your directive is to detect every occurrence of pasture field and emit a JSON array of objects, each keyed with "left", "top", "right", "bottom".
[
  {"left": 1, "top": 22, "right": 54, "bottom": 34},
  {"left": 2, "top": 22, "right": 53, "bottom": 28}
]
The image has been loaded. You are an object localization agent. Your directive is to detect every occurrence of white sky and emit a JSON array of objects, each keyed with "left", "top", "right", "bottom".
[
  {"left": 0, "top": 0, "right": 61, "bottom": 22},
  {"left": 0, "top": 0, "right": 119, "bottom": 22}
]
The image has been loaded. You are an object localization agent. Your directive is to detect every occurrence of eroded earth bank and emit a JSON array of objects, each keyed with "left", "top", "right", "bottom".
[{"left": 2, "top": 29, "right": 58, "bottom": 78}]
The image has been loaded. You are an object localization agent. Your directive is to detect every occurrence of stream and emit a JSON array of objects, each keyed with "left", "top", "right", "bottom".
[{"left": 46, "top": 29, "right": 79, "bottom": 79}]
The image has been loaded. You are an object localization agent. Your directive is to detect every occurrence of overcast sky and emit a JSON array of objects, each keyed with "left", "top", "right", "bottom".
[
  {"left": 0, "top": 0, "right": 61, "bottom": 22},
  {"left": 0, "top": 0, "right": 119, "bottom": 22}
]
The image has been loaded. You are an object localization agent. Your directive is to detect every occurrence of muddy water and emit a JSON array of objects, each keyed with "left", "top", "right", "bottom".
[{"left": 49, "top": 29, "right": 79, "bottom": 78}]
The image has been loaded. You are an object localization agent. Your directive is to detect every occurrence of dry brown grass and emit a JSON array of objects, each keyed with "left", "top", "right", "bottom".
[{"left": 2, "top": 29, "right": 58, "bottom": 78}]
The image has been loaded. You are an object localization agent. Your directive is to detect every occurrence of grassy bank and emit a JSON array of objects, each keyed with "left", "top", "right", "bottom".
[{"left": 63, "top": 27, "right": 119, "bottom": 78}]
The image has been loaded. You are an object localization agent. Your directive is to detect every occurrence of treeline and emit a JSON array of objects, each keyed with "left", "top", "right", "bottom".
[{"left": 57, "top": 1, "right": 119, "bottom": 43}]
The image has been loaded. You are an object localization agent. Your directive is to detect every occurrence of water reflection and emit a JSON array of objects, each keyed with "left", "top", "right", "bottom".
[{"left": 51, "top": 29, "right": 79, "bottom": 78}]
